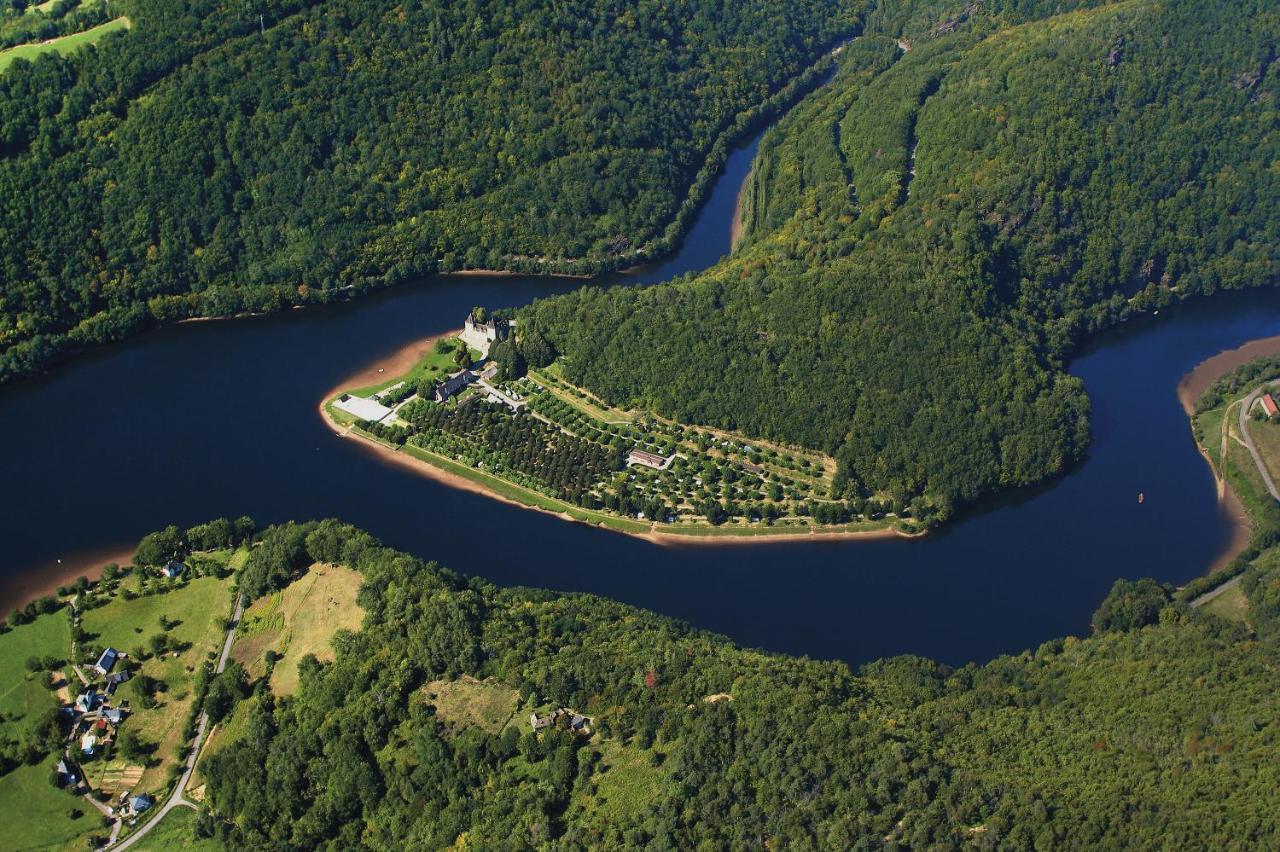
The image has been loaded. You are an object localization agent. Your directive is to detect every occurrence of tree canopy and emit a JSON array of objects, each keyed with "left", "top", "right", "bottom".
[{"left": 522, "top": 0, "right": 1280, "bottom": 522}]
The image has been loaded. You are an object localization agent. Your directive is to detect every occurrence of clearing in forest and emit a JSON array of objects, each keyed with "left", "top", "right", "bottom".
[
  {"left": 0, "top": 16, "right": 130, "bottom": 72},
  {"left": 422, "top": 675, "right": 520, "bottom": 734},
  {"left": 234, "top": 564, "right": 364, "bottom": 696}
]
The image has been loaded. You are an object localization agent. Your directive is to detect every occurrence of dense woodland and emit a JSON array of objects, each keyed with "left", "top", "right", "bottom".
[
  {"left": 189, "top": 519, "right": 1280, "bottom": 848},
  {"left": 523, "top": 0, "right": 1280, "bottom": 521},
  {"left": 0, "top": 0, "right": 854, "bottom": 381}
]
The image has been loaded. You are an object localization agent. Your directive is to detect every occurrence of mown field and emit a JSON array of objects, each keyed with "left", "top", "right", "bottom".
[{"left": 0, "top": 16, "right": 128, "bottom": 72}]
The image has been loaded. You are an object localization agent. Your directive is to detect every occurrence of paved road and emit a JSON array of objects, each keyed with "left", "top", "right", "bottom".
[
  {"left": 1239, "top": 380, "right": 1280, "bottom": 502},
  {"left": 1190, "top": 574, "right": 1244, "bottom": 608},
  {"left": 107, "top": 594, "right": 243, "bottom": 851}
]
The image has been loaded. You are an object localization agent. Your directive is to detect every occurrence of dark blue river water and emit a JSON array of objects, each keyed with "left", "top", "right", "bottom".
[{"left": 2, "top": 130, "right": 1279, "bottom": 666}]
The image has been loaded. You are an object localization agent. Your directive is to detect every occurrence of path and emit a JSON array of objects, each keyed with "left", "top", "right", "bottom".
[
  {"left": 1239, "top": 380, "right": 1280, "bottom": 502},
  {"left": 1190, "top": 574, "right": 1243, "bottom": 608},
  {"left": 105, "top": 593, "right": 243, "bottom": 851}
]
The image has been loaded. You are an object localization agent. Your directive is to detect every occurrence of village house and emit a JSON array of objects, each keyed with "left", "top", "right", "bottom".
[
  {"left": 74, "top": 688, "right": 101, "bottom": 714},
  {"left": 162, "top": 560, "right": 185, "bottom": 579},
  {"left": 129, "top": 793, "right": 154, "bottom": 814},
  {"left": 55, "top": 758, "right": 79, "bottom": 788},
  {"left": 104, "top": 670, "right": 131, "bottom": 696},
  {"left": 80, "top": 732, "right": 97, "bottom": 755},
  {"left": 93, "top": 647, "right": 118, "bottom": 676},
  {"left": 529, "top": 708, "right": 592, "bottom": 735},
  {"left": 627, "top": 448, "right": 674, "bottom": 470},
  {"left": 103, "top": 707, "right": 125, "bottom": 725},
  {"left": 434, "top": 369, "right": 476, "bottom": 403},
  {"left": 1262, "top": 393, "right": 1278, "bottom": 418}
]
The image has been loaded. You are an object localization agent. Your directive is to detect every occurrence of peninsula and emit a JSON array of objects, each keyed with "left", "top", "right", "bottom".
[{"left": 323, "top": 308, "right": 926, "bottom": 542}]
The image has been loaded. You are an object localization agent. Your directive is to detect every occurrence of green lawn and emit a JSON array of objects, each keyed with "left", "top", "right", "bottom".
[
  {"left": 0, "top": 762, "right": 98, "bottom": 851},
  {"left": 343, "top": 335, "right": 480, "bottom": 399},
  {"left": 0, "top": 611, "right": 69, "bottom": 721},
  {"left": 0, "top": 17, "right": 131, "bottom": 72},
  {"left": 129, "top": 805, "right": 223, "bottom": 851}
]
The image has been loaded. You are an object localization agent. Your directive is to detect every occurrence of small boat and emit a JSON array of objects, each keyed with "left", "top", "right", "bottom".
[{"left": 1137, "top": 492, "right": 1145, "bottom": 504}]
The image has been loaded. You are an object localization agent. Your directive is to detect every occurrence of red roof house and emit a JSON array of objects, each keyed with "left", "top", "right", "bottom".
[{"left": 1262, "top": 393, "right": 1278, "bottom": 418}]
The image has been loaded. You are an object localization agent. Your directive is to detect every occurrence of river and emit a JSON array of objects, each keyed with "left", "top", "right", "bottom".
[{"left": 2, "top": 127, "right": 1280, "bottom": 667}]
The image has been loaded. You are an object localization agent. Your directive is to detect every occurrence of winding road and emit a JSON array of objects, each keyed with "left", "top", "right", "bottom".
[
  {"left": 1239, "top": 380, "right": 1280, "bottom": 502},
  {"left": 106, "top": 594, "right": 244, "bottom": 851}
]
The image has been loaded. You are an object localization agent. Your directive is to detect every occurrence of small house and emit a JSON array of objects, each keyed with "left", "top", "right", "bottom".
[
  {"left": 103, "top": 707, "right": 125, "bottom": 725},
  {"left": 80, "top": 733, "right": 98, "bottom": 755},
  {"left": 162, "top": 560, "right": 185, "bottom": 579},
  {"left": 55, "top": 758, "right": 79, "bottom": 787},
  {"left": 129, "top": 794, "right": 154, "bottom": 813},
  {"left": 93, "top": 647, "right": 118, "bottom": 677},
  {"left": 1262, "top": 393, "right": 1278, "bottom": 418},
  {"left": 74, "top": 689, "right": 100, "bottom": 714},
  {"left": 104, "top": 670, "right": 131, "bottom": 695}
]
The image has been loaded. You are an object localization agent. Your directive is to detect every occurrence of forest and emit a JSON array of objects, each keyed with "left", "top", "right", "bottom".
[
  {"left": 168, "top": 518, "right": 1280, "bottom": 848},
  {"left": 0, "top": 0, "right": 854, "bottom": 381},
  {"left": 522, "top": 0, "right": 1280, "bottom": 522}
]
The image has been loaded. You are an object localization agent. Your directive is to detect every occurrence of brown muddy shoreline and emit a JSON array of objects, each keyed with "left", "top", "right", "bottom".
[
  {"left": 1177, "top": 334, "right": 1280, "bottom": 574},
  {"left": 0, "top": 542, "right": 133, "bottom": 614}
]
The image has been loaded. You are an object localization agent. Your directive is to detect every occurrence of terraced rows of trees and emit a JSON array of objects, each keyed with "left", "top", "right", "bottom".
[
  {"left": 191, "top": 519, "right": 1280, "bottom": 848},
  {"left": 522, "top": 0, "right": 1280, "bottom": 525},
  {"left": 0, "top": 0, "right": 857, "bottom": 382}
]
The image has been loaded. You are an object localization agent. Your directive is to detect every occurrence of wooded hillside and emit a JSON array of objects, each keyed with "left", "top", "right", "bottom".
[
  {"left": 0, "top": 0, "right": 853, "bottom": 380},
  {"left": 523, "top": 0, "right": 1280, "bottom": 521},
  {"left": 196, "top": 519, "right": 1280, "bottom": 848}
]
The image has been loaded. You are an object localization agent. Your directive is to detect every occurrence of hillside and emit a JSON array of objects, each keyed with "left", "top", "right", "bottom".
[
  {"left": 521, "top": 0, "right": 1280, "bottom": 523},
  {"left": 180, "top": 519, "right": 1280, "bottom": 848},
  {"left": 0, "top": 0, "right": 854, "bottom": 381}
]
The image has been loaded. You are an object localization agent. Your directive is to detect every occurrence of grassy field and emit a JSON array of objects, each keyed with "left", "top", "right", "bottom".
[
  {"left": 423, "top": 676, "right": 519, "bottom": 734},
  {"left": 0, "top": 611, "right": 69, "bottom": 722},
  {"left": 1202, "top": 583, "right": 1250, "bottom": 623},
  {"left": 1249, "top": 416, "right": 1280, "bottom": 483},
  {"left": 0, "top": 16, "right": 130, "bottom": 72},
  {"left": 572, "top": 738, "right": 668, "bottom": 823},
  {"left": 81, "top": 574, "right": 235, "bottom": 792},
  {"left": 129, "top": 805, "right": 222, "bottom": 852},
  {"left": 0, "top": 762, "right": 99, "bottom": 851},
  {"left": 232, "top": 564, "right": 363, "bottom": 696}
]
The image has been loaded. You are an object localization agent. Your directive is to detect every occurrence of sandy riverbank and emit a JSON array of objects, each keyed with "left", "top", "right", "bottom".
[
  {"left": 729, "top": 166, "right": 751, "bottom": 251},
  {"left": 0, "top": 542, "right": 134, "bottom": 614},
  {"left": 1177, "top": 334, "right": 1280, "bottom": 574}
]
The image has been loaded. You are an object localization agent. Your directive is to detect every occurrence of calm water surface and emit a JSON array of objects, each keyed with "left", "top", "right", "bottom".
[{"left": 3, "top": 130, "right": 1279, "bottom": 666}]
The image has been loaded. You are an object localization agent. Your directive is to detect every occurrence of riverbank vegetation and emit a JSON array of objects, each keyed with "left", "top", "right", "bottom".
[
  {"left": 522, "top": 0, "right": 1280, "bottom": 526},
  {"left": 0, "top": 0, "right": 857, "bottom": 382},
  {"left": 141, "top": 518, "right": 1280, "bottom": 848}
]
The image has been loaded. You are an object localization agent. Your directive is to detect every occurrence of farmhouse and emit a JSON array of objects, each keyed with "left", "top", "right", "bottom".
[
  {"left": 627, "top": 448, "right": 674, "bottom": 470},
  {"left": 129, "top": 794, "right": 154, "bottom": 814},
  {"left": 434, "top": 369, "right": 476, "bottom": 403},
  {"left": 80, "top": 732, "right": 97, "bottom": 755},
  {"left": 104, "top": 670, "right": 131, "bottom": 695},
  {"left": 93, "top": 647, "right": 118, "bottom": 676},
  {"left": 162, "top": 560, "right": 185, "bottom": 578},
  {"left": 530, "top": 708, "right": 592, "bottom": 735},
  {"left": 1262, "top": 393, "right": 1278, "bottom": 418}
]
